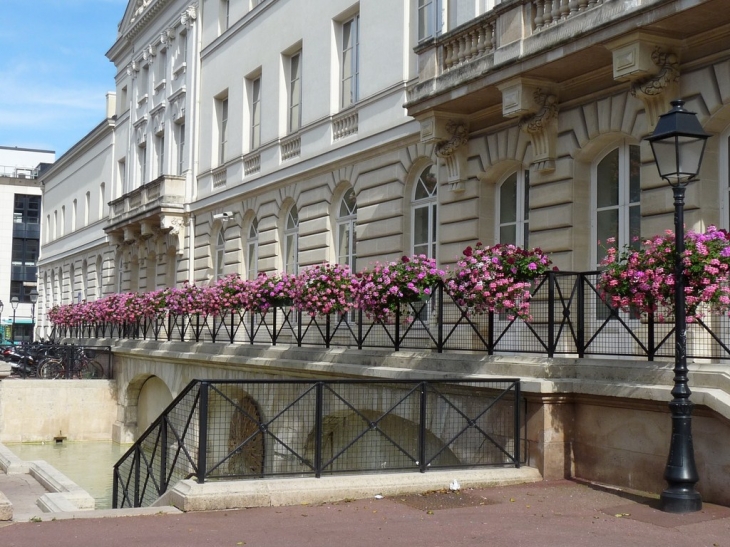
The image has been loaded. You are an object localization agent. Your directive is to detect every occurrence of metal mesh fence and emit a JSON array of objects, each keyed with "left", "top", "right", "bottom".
[{"left": 114, "top": 378, "right": 521, "bottom": 508}]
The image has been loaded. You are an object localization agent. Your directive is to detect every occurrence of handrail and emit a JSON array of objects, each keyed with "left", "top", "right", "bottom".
[
  {"left": 113, "top": 378, "right": 522, "bottom": 508},
  {"left": 55, "top": 272, "right": 730, "bottom": 362}
]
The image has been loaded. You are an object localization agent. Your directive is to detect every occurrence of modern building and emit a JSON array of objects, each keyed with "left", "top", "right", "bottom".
[{"left": 0, "top": 146, "right": 53, "bottom": 342}]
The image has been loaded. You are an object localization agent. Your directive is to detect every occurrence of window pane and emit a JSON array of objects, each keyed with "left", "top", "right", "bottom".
[
  {"left": 500, "top": 225, "right": 516, "bottom": 246},
  {"left": 338, "top": 223, "right": 350, "bottom": 265},
  {"left": 629, "top": 204, "right": 641, "bottom": 250},
  {"left": 596, "top": 149, "right": 619, "bottom": 208},
  {"left": 629, "top": 144, "right": 641, "bottom": 204},
  {"left": 414, "top": 205, "right": 429, "bottom": 249},
  {"left": 415, "top": 166, "right": 437, "bottom": 200},
  {"left": 597, "top": 209, "right": 619, "bottom": 264},
  {"left": 500, "top": 173, "right": 517, "bottom": 224}
]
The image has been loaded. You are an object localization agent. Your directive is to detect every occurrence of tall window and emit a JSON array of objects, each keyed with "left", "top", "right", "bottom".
[
  {"left": 85, "top": 192, "right": 90, "bottom": 226},
  {"left": 157, "top": 132, "right": 165, "bottom": 177},
  {"left": 247, "top": 217, "right": 259, "bottom": 280},
  {"left": 220, "top": 0, "right": 230, "bottom": 32},
  {"left": 138, "top": 144, "right": 147, "bottom": 185},
  {"left": 215, "top": 230, "right": 226, "bottom": 280},
  {"left": 341, "top": 15, "right": 359, "bottom": 108},
  {"left": 118, "top": 159, "right": 126, "bottom": 193},
  {"left": 594, "top": 142, "right": 641, "bottom": 267},
  {"left": 218, "top": 96, "right": 229, "bottom": 165},
  {"left": 337, "top": 188, "right": 357, "bottom": 270},
  {"left": 99, "top": 182, "right": 106, "bottom": 219},
  {"left": 418, "top": 0, "right": 442, "bottom": 42},
  {"left": 138, "top": 64, "right": 149, "bottom": 102},
  {"left": 117, "top": 257, "right": 124, "bottom": 292},
  {"left": 284, "top": 205, "right": 299, "bottom": 274},
  {"left": 156, "top": 48, "right": 167, "bottom": 91},
  {"left": 288, "top": 52, "right": 302, "bottom": 133},
  {"left": 499, "top": 170, "right": 530, "bottom": 247},
  {"left": 412, "top": 165, "right": 438, "bottom": 258},
  {"left": 72, "top": 199, "right": 77, "bottom": 232},
  {"left": 177, "top": 123, "right": 186, "bottom": 175},
  {"left": 61, "top": 206, "right": 66, "bottom": 237},
  {"left": 250, "top": 77, "right": 261, "bottom": 150},
  {"left": 96, "top": 255, "right": 103, "bottom": 299}
]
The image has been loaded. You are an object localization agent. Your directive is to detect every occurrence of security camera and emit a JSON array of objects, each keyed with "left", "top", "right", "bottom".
[{"left": 213, "top": 211, "right": 235, "bottom": 221}]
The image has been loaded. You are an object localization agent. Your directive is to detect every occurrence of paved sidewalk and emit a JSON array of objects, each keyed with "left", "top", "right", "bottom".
[{"left": 1, "top": 480, "right": 729, "bottom": 547}]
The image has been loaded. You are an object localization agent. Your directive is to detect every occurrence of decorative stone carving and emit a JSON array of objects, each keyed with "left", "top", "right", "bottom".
[
  {"left": 630, "top": 48, "right": 679, "bottom": 131},
  {"left": 131, "top": 0, "right": 152, "bottom": 23},
  {"left": 160, "top": 28, "right": 176, "bottom": 45},
  {"left": 161, "top": 215, "right": 186, "bottom": 255},
  {"left": 127, "top": 60, "right": 140, "bottom": 77},
  {"left": 181, "top": 6, "right": 197, "bottom": 27},
  {"left": 435, "top": 120, "right": 469, "bottom": 192},
  {"left": 143, "top": 44, "right": 156, "bottom": 62},
  {"left": 518, "top": 90, "right": 558, "bottom": 173},
  {"left": 605, "top": 32, "right": 681, "bottom": 131},
  {"left": 498, "top": 78, "right": 558, "bottom": 173}
]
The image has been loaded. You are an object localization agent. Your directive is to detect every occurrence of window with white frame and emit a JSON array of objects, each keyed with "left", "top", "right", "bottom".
[
  {"left": 117, "top": 257, "right": 124, "bottom": 292},
  {"left": 156, "top": 47, "right": 167, "bottom": 92},
  {"left": 61, "top": 206, "right": 66, "bottom": 237},
  {"left": 412, "top": 165, "right": 438, "bottom": 258},
  {"left": 217, "top": 96, "right": 229, "bottom": 165},
  {"left": 99, "top": 182, "right": 106, "bottom": 219},
  {"left": 247, "top": 217, "right": 259, "bottom": 280},
  {"left": 215, "top": 229, "right": 226, "bottom": 280},
  {"left": 138, "top": 143, "right": 147, "bottom": 186},
  {"left": 337, "top": 188, "right": 357, "bottom": 270},
  {"left": 341, "top": 15, "right": 359, "bottom": 109},
  {"left": 498, "top": 170, "right": 530, "bottom": 247},
  {"left": 156, "top": 132, "right": 165, "bottom": 177},
  {"left": 177, "top": 122, "right": 186, "bottom": 175},
  {"left": 418, "top": 0, "right": 442, "bottom": 42},
  {"left": 288, "top": 52, "right": 302, "bottom": 133},
  {"left": 250, "top": 76, "right": 261, "bottom": 150},
  {"left": 118, "top": 158, "right": 126, "bottom": 194},
  {"left": 84, "top": 191, "right": 90, "bottom": 226},
  {"left": 593, "top": 141, "right": 641, "bottom": 267},
  {"left": 96, "top": 255, "right": 103, "bottom": 299},
  {"left": 284, "top": 205, "right": 299, "bottom": 274},
  {"left": 72, "top": 199, "right": 77, "bottom": 232},
  {"left": 138, "top": 64, "right": 149, "bottom": 103},
  {"left": 220, "top": 0, "right": 230, "bottom": 33}
]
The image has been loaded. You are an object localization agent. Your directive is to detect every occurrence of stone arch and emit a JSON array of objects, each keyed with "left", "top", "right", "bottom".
[
  {"left": 224, "top": 389, "right": 265, "bottom": 476},
  {"left": 303, "top": 410, "right": 460, "bottom": 472},
  {"left": 125, "top": 373, "right": 174, "bottom": 440}
]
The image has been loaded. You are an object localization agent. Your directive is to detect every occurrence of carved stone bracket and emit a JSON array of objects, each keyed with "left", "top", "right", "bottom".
[
  {"left": 181, "top": 6, "right": 198, "bottom": 28},
  {"left": 518, "top": 90, "right": 558, "bottom": 173},
  {"left": 417, "top": 113, "right": 470, "bottom": 193},
  {"left": 498, "top": 77, "right": 558, "bottom": 173},
  {"left": 605, "top": 32, "right": 682, "bottom": 131},
  {"left": 161, "top": 214, "right": 186, "bottom": 255},
  {"left": 630, "top": 48, "right": 679, "bottom": 131},
  {"left": 435, "top": 120, "right": 469, "bottom": 192}
]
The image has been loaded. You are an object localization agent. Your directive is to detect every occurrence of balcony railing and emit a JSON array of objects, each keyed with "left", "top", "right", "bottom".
[
  {"left": 280, "top": 134, "right": 301, "bottom": 161},
  {"left": 108, "top": 175, "right": 186, "bottom": 223},
  {"left": 54, "top": 272, "right": 730, "bottom": 363},
  {"left": 332, "top": 110, "right": 359, "bottom": 141}
]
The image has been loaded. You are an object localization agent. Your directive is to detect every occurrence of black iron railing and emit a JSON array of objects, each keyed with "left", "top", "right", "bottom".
[
  {"left": 55, "top": 272, "right": 730, "bottom": 361},
  {"left": 113, "top": 378, "right": 522, "bottom": 508}
]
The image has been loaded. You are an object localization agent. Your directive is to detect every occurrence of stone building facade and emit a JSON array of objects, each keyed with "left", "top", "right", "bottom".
[{"left": 36, "top": 0, "right": 730, "bottom": 336}]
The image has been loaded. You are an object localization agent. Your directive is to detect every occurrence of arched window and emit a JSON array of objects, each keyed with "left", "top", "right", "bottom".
[
  {"left": 593, "top": 141, "right": 641, "bottom": 267},
  {"left": 69, "top": 263, "right": 75, "bottom": 303},
  {"left": 215, "top": 229, "right": 226, "bottom": 280},
  {"left": 412, "top": 165, "right": 437, "bottom": 258},
  {"left": 95, "top": 255, "right": 103, "bottom": 299},
  {"left": 284, "top": 205, "right": 299, "bottom": 274},
  {"left": 337, "top": 188, "right": 357, "bottom": 270},
  {"left": 498, "top": 170, "right": 529, "bottom": 247},
  {"left": 81, "top": 260, "right": 88, "bottom": 301},
  {"left": 247, "top": 217, "right": 259, "bottom": 280}
]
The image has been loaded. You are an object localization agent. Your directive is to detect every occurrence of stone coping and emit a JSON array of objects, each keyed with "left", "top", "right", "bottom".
[{"left": 157, "top": 467, "right": 543, "bottom": 512}]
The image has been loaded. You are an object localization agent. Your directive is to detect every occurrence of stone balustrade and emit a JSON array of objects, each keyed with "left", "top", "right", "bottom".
[
  {"left": 332, "top": 110, "right": 359, "bottom": 141},
  {"left": 212, "top": 166, "right": 227, "bottom": 188},
  {"left": 108, "top": 175, "right": 186, "bottom": 222},
  {"left": 281, "top": 134, "right": 301, "bottom": 161},
  {"left": 244, "top": 152, "right": 261, "bottom": 176}
]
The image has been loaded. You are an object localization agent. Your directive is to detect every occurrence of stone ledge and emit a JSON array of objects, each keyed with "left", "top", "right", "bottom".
[
  {"left": 29, "top": 460, "right": 95, "bottom": 510},
  {"left": 157, "top": 467, "right": 542, "bottom": 512},
  {"left": 0, "top": 490, "right": 11, "bottom": 521}
]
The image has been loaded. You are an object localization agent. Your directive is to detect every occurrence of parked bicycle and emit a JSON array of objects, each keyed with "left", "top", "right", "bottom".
[{"left": 37, "top": 346, "right": 105, "bottom": 379}]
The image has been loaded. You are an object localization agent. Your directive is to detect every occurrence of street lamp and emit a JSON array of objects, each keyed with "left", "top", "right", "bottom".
[
  {"left": 29, "top": 289, "right": 38, "bottom": 343},
  {"left": 647, "top": 99, "right": 710, "bottom": 514},
  {"left": 9, "top": 297, "right": 19, "bottom": 344}
]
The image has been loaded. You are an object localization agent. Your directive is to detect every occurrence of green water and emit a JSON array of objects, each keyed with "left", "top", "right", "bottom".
[{"left": 5, "top": 441, "right": 131, "bottom": 510}]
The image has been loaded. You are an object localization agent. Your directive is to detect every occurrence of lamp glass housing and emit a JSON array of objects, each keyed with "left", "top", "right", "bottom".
[{"left": 647, "top": 99, "right": 710, "bottom": 187}]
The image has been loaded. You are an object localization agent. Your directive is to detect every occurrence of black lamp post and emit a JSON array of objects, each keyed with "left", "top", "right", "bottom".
[
  {"left": 29, "top": 289, "right": 38, "bottom": 343},
  {"left": 10, "top": 297, "right": 19, "bottom": 344},
  {"left": 647, "top": 99, "right": 710, "bottom": 513}
]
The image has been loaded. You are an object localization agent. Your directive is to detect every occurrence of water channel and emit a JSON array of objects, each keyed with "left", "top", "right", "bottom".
[{"left": 5, "top": 441, "right": 131, "bottom": 510}]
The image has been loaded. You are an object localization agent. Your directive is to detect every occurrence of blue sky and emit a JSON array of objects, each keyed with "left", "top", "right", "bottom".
[{"left": 0, "top": 0, "right": 127, "bottom": 158}]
